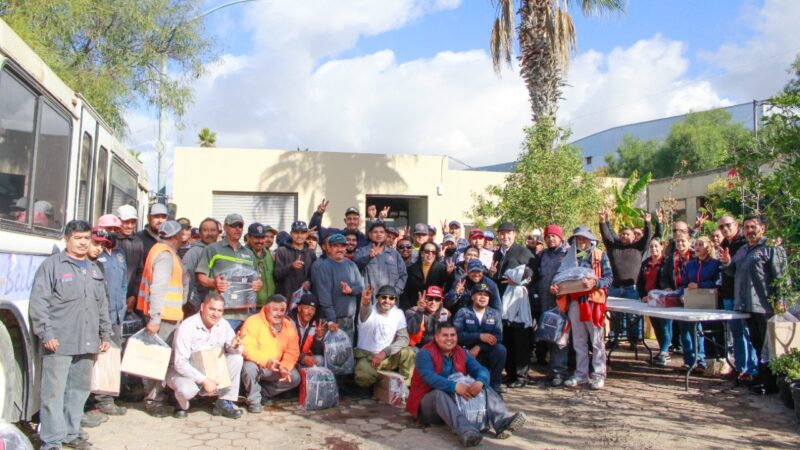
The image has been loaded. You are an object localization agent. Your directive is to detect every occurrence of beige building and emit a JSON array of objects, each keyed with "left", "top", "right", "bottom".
[
  {"left": 172, "top": 147, "right": 508, "bottom": 233},
  {"left": 646, "top": 167, "right": 731, "bottom": 222}
]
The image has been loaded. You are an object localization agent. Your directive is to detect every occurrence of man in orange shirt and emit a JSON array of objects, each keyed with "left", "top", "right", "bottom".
[{"left": 240, "top": 294, "right": 300, "bottom": 414}]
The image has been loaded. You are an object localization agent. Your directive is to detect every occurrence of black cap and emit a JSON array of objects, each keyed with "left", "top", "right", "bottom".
[
  {"left": 298, "top": 293, "right": 318, "bottom": 308},
  {"left": 376, "top": 285, "right": 399, "bottom": 298},
  {"left": 368, "top": 220, "right": 386, "bottom": 232},
  {"left": 471, "top": 283, "right": 491, "bottom": 295},
  {"left": 497, "top": 221, "right": 515, "bottom": 232},
  {"left": 345, "top": 207, "right": 360, "bottom": 216},
  {"left": 248, "top": 222, "right": 267, "bottom": 237},
  {"left": 291, "top": 221, "right": 308, "bottom": 232}
]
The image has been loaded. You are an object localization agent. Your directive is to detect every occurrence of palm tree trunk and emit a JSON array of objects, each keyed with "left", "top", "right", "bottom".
[{"left": 518, "top": 0, "right": 561, "bottom": 124}]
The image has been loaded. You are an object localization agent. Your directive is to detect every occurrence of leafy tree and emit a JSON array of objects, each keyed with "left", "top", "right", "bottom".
[
  {"left": 470, "top": 117, "right": 603, "bottom": 232},
  {"left": 609, "top": 170, "right": 651, "bottom": 228},
  {"left": 197, "top": 128, "right": 217, "bottom": 148},
  {"left": 1, "top": 0, "right": 214, "bottom": 134},
  {"left": 730, "top": 55, "right": 800, "bottom": 305},
  {"left": 490, "top": 0, "right": 625, "bottom": 124},
  {"left": 604, "top": 135, "right": 658, "bottom": 178}
]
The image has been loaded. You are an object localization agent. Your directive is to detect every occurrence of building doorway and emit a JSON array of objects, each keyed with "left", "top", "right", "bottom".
[{"left": 365, "top": 195, "right": 428, "bottom": 230}]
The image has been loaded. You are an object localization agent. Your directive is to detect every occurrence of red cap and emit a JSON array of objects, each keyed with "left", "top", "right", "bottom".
[
  {"left": 468, "top": 229, "right": 485, "bottom": 239},
  {"left": 91, "top": 226, "right": 112, "bottom": 246},
  {"left": 425, "top": 286, "right": 444, "bottom": 299},
  {"left": 544, "top": 224, "right": 563, "bottom": 240}
]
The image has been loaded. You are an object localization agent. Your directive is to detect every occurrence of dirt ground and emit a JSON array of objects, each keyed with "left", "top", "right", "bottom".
[{"left": 17, "top": 344, "right": 800, "bottom": 449}]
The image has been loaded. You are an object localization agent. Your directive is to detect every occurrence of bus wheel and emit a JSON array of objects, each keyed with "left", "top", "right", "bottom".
[{"left": 1, "top": 322, "right": 23, "bottom": 422}]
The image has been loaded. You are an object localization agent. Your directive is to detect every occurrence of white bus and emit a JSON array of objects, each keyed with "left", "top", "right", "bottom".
[{"left": 0, "top": 19, "right": 150, "bottom": 422}]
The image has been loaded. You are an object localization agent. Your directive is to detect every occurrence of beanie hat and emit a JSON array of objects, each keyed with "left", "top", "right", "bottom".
[{"left": 543, "top": 224, "right": 563, "bottom": 240}]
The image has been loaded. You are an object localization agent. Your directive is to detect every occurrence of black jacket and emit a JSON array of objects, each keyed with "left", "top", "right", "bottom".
[
  {"left": 117, "top": 234, "right": 144, "bottom": 299},
  {"left": 492, "top": 243, "right": 535, "bottom": 296},
  {"left": 719, "top": 234, "right": 746, "bottom": 300},
  {"left": 636, "top": 256, "right": 672, "bottom": 299},
  {"left": 401, "top": 260, "right": 449, "bottom": 311},
  {"left": 600, "top": 220, "right": 652, "bottom": 287}
]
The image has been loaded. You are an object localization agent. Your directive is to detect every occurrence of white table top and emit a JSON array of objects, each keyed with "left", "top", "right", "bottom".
[{"left": 606, "top": 297, "right": 750, "bottom": 322}]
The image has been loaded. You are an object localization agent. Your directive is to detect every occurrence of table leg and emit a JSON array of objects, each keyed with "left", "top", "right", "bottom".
[
  {"left": 685, "top": 322, "right": 699, "bottom": 392},
  {"left": 722, "top": 321, "right": 739, "bottom": 385},
  {"left": 641, "top": 331, "right": 654, "bottom": 366},
  {"left": 605, "top": 311, "right": 615, "bottom": 363}
]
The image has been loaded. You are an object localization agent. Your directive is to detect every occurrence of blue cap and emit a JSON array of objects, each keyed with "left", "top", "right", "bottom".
[
  {"left": 291, "top": 221, "right": 308, "bottom": 232},
  {"left": 471, "top": 283, "right": 491, "bottom": 295},
  {"left": 467, "top": 259, "right": 484, "bottom": 273},
  {"left": 483, "top": 231, "right": 495, "bottom": 240},
  {"left": 328, "top": 233, "right": 346, "bottom": 245}
]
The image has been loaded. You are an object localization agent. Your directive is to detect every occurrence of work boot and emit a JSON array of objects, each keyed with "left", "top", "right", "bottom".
[
  {"left": 63, "top": 436, "right": 92, "bottom": 449},
  {"left": 459, "top": 431, "right": 482, "bottom": 447},
  {"left": 144, "top": 403, "right": 173, "bottom": 418},
  {"left": 212, "top": 399, "right": 242, "bottom": 419},
  {"left": 97, "top": 402, "right": 127, "bottom": 416},
  {"left": 495, "top": 412, "right": 527, "bottom": 439},
  {"left": 80, "top": 410, "right": 107, "bottom": 428}
]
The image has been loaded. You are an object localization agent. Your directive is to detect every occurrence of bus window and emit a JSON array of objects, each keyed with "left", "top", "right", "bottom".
[
  {"left": 0, "top": 70, "right": 36, "bottom": 226},
  {"left": 31, "top": 102, "right": 71, "bottom": 230},
  {"left": 76, "top": 131, "right": 92, "bottom": 221},
  {"left": 92, "top": 145, "right": 108, "bottom": 220},
  {"left": 109, "top": 157, "right": 138, "bottom": 213}
]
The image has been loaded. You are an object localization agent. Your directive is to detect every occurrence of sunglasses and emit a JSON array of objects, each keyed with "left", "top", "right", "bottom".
[
  {"left": 92, "top": 229, "right": 110, "bottom": 239},
  {"left": 426, "top": 297, "right": 442, "bottom": 302},
  {"left": 378, "top": 295, "right": 397, "bottom": 301},
  {"left": 227, "top": 223, "right": 244, "bottom": 229},
  {"left": 422, "top": 249, "right": 436, "bottom": 254},
  {"left": 397, "top": 244, "right": 412, "bottom": 249}
]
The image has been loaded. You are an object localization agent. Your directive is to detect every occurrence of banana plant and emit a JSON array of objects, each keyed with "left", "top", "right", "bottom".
[{"left": 611, "top": 170, "right": 652, "bottom": 229}]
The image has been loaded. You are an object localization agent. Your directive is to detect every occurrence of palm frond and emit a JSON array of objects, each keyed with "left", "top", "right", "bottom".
[
  {"left": 579, "top": 0, "right": 626, "bottom": 16},
  {"left": 631, "top": 171, "right": 652, "bottom": 196}
]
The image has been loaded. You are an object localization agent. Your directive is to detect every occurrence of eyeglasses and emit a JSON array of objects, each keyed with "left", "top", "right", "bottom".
[
  {"left": 397, "top": 244, "right": 412, "bottom": 249},
  {"left": 92, "top": 229, "right": 109, "bottom": 238},
  {"left": 422, "top": 250, "right": 436, "bottom": 254},
  {"left": 718, "top": 222, "right": 736, "bottom": 229},
  {"left": 378, "top": 295, "right": 397, "bottom": 301},
  {"left": 227, "top": 223, "right": 244, "bottom": 229}
]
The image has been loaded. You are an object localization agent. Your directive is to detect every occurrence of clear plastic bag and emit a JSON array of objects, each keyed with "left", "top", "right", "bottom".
[
  {"left": 448, "top": 374, "right": 488, "bottom": 431},
  {"left": 215, "top": 264, "right": 259, "bottom": 310},
  {"left": 647, "top": 289, "right": 682, "bottom": 307},
  {"left": 535, "top": 307, "right": 570, "bottom": 348},
  {"left": 290, "top": 286, "right": 311, "bottom": 311},
  {"left": 128, "top": 328, "right": 170, "bottom": 347},
  {"left": 552, "top": 245, "right": 597, "bottom": 285},
  {"left": 323, "top": 329, "right": 355, "bottom": 375},
  {"left": 122, "top": 312, "right": 144, "bottom": 338},
  {"left": 299, "top": 366, "right": 339, "bottom": 410},
  {"left": 0, "top": 421, "right": 34, "bottom": 450}
]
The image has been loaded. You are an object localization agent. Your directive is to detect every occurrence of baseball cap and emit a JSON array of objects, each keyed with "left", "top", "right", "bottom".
[
  {"left": 428, "top": 225, "right": 437, "bottom": 235},
  {"left": 116, "top": 204, "right": 137, "bottom": 221},
  {"left": 328, "top": 233, "right": 346, "bottom": 245},
  {"left": 190, "top": 227, "right": 200, "bottom": 238},
  {"left": 158, "top": 220, "right": 182, "bottom": 238},
  {"left": 484, "top": 231, "right": 495, "bottom": 240},
  {"left": 224, "top": 213, "right": 244, "bottom": 226},
  {"left": 91, "top": 227, "right": 112, "bottom": 246},
  {"left": 376, "top": 285, "right": 399, "bottom": 298},
  {"left": 248, "top": 222, "right": 267, "bottom": 237},
  {"left": 291, "top": 220, "right": 308, "bottom": 232},
  {"left": 497, "top": 221, "right": 515, "bottom": 232},
  {"left": 448, "top": 220, "right": 462, "bottom": 228},
  {"left": 177, "top": 217, "right": 191, "bottom": 229},
  {"left": 368, "top": 220, "right": 386, "bottom": 232},
  {"left": 471, "top": 283, "right": 491, "bottom": 295},
  {"left": 425, "top": 286, "right": 444, "bottom": 299},
  {"left": 468, "top": 229, "right": 485, "bottom": 239},
  {"left": 442, "top": 234, "right": 456, "bottom": 245},
  {"left": 298, "top": 293, "right": 319, "bottom": 309},
  {"left": 10, "top": 197, "right": 27, "bottom": 211},
  {"left": 97, "top": 214, "right": 122, "bottom": 229},
  {"left": 467, "top": 259, "right": 484, "bottom": 273},
  {"left": 149, "top": 203, "right": 169, "bottom": 217},
  {"left": 386, "top": 227, "right": 399, "bottom": 236},
  {"left": 413, "top": 223, "right": 429, "bottom": 235},
  {"left": 345, "top": 207, "right": 360, "bottom": 216},
  {"left": 528, "top": 228, "right": 542, "bottom": 240}
]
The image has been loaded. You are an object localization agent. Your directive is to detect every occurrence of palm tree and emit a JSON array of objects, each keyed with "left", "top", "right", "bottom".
[
  {"left": 197, "top": 127, "right": 217, "bottom": 148},
  {"left": 491, "top": 0, "right": 625, "bottom": 124}
]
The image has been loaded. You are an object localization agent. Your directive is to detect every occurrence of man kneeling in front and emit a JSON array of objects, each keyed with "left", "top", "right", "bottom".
[
  {"left": 406, "top": 322, "right": 526, "bottom": 447},
  {"left": 167, "top": 292, "right": 243, "bottom": 419}
]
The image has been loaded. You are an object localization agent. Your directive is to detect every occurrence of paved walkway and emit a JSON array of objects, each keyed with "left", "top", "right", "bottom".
[{"left": 77, "top": 347, "right": 799, "bottom": 449}]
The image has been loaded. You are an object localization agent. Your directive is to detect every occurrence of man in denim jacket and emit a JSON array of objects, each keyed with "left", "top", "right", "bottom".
[{"left": 453, "top": 283, "right": 505, "bottom": 392}]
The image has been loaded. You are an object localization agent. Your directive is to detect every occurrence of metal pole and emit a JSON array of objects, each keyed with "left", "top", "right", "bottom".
[{"left": 154, "top": 0, "right": 264, "bottom": 205}]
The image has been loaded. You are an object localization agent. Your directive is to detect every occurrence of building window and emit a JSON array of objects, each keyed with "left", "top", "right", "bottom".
[{"left": 585, "top": 156, "right": 593, "bottom": 166}]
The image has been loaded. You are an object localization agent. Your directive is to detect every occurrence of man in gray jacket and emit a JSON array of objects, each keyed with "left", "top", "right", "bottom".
[
  {"left": 311, "top": 233, "right": 364, "bottom": 341},
  {"left": 353, "top": 221, "right": 407, "bottom": 299},
  {"left": 720, "top": 215, "right": 787, "bottom": 395},
  {"left": 30, "top": 220, "right": 112, "bottom": 450}
]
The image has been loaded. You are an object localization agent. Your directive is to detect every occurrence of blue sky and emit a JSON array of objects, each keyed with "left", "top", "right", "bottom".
[{"left": 126, "top": 0, "right": 800, "bottom": 188}]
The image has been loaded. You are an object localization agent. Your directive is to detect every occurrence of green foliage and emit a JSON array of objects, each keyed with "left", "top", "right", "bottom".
[
  {"left": 470, "top": 117, "right": 603, "bottom": 232},
  {"left": 197, "top": 127, "right": 217, "bottom": 148},
  {"left": 769, "top": 348, "right": 800, "bottom": 376},
  {"left": 1, "top": 0, "right": 214, "bottom": 134},
  {"left": 604, "top": 109, "right": 754, "bottom": 179},
  {"left": 730, "top": 55, "right": 800, "bottom": 306},
  {"left": 611, "top": 170, "right": 651, "bottom": 228}
]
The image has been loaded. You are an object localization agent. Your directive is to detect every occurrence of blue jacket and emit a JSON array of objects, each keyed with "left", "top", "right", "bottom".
[
  {"left": 96, "top": 247, "right": 127, "bottom": 326},
  {"left": 680, "top": 257, "right": 721, "bottom": 291},
  {"left": 415, "top": 347, "right": 490, "bottom": 394},
  {"left": 453, "top": 305, "right": 503, "bottom": 348},
  {"left": 444, "top": 275, "right": 501, "bottom": 313}
]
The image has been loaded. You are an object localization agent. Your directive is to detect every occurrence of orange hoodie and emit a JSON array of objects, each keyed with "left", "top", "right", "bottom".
[{"left": 240, "top": 306, "right": 300, "bottom": 371}]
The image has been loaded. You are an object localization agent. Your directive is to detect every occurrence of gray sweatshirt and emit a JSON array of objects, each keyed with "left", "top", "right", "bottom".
[
  {"left": 353, "top": 245, "right": 407, "bottom": 293},
  {"left": 311, "top": 257, "right": 364, "bottom": 323}
]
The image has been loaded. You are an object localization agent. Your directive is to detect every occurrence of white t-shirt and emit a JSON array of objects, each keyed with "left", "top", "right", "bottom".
[
  {"left": 357, "top": 305, "right": 407, "bottom": 353},
  {"left": 474, "top": 309, "right": 486, "bottom": 323}
]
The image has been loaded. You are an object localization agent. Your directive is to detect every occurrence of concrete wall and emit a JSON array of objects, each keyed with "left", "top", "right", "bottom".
[
  {"left": 646, "top": 167, "right": 730, "bottom": 221},
  {"left": 172, "top": 147, "right": 507, "bottom": 230}
]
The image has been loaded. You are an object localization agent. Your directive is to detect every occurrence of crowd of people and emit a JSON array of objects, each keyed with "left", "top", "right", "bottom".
[{"left": 28, "top": 198, "right": 788, "bottom": 449}]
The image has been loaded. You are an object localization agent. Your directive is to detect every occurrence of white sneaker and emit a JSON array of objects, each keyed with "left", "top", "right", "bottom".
[
  {"left": 563, "top": 377, "right": 587, "bottom": 388},
  {"left": 590, "top": 377, "right": 605, "bottom": 390}
]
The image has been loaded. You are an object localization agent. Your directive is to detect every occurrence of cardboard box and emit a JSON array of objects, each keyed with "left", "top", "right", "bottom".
[
  {"left": 120, "top": 336, "right": 172, "bottom": 381},
  {"left": 373, "top": 370, "right": 406, "bottom": 407},
  {"left": 190, "top": 348, "right": 232, "bottom": 390},
  {"left": 91, "top": 347, "right": 121, "bottom": 396},
  {"left": 683, "top": 288, "right": 717, "bottom": 310},
  {"left": 768, "top": 321, "right": 800, "bottom": 358},
  {"left": 557, "top": 279, "right": 589, "bottom": 295}
]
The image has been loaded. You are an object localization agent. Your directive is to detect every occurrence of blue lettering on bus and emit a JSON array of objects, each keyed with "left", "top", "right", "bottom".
[{"left": 0, "top": 253, "right": 47, "bottom": 301}]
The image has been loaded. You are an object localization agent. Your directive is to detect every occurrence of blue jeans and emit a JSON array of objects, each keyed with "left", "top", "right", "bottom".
[
  {"left": 650, "top": 317, "right": 673, "bottom": 354},
  {"left": 723, "top": 298, "right": 758, "bottom": 375},
  {"left": 609, "top": 285, "right": 641, "bottom": 341},
  {"left": 678, "top": 321, "right": 705, "bottom": 366}
]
